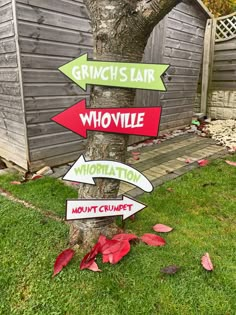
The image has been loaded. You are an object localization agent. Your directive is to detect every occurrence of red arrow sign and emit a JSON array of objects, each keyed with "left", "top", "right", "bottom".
[{"left": 51, "top": 99, "right": 162, "bottom": 138}]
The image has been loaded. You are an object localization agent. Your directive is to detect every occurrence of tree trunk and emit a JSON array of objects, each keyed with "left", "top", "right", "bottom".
[{"left": 69, "top": 0, "right": 180, "bottom": 247}]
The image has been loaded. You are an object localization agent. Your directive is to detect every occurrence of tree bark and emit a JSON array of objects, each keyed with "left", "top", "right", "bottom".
[{"left": 69, "top": 0, "right": 181, "bottom": 247}]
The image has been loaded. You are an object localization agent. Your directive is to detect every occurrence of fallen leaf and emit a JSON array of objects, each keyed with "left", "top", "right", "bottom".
[
  {"left": 225, "top": 160, "right": 236, "bottom": 167},
  {"left": 201, "top": 253, "right": 214, "bottom": 271},
  {"left": 133, "top": 155, "right": 140, "bottom": 161},
  {"left": 153, "top": 224, "right": 173, "bottom": 233},
  {"left": 100, "top": 239, "right": 122, "bottom": 255},
  {"left": 132, "top": 151, "right": 140, "bottom": 156},
  {"left": 140, "top": 234, "right": 166, "bottom": 246},
  {"left": 185, "top": 158, "right": 191, "bottom": 164},
  {"left": 80, "top": 256, "right": 101, "bottom": 272},
  {"left": 53, "top": 249, "right": 75, "bottom": 277},
  {"left": 112, "top": 233, "right": 138, "bottom": 242},
  {"left": 198, "top": 159, "right": 209, "bottom": 167},
  {"left": 10, "top": 181, "right": 22, "bottom": 185},
  {"left": 166, "top": 187, "right": 174, "bottom": 192},
  {"left": 31, "top": 174, "right": 43, "bottom": 180},
  {"left": 108, "top": 241, "right": 130, "bottom": 264},
  {"left": 161, "top": 265, "right": 181, "bottom": 274}
]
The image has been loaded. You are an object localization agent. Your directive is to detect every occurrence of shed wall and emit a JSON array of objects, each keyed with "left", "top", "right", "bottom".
[
  {"left": 0, "top": 0, "right": 27, "bottom": 168},
  {"left": 16, "top": 0, "right": 93, "bottom": 170},
  {"left": 135, "top": 0, "right": 207, "bottom": 137}
]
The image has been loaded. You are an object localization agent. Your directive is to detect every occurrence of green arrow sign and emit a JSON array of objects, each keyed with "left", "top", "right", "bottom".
[{"left": 59, "top": 54, "right": 169, "bottom": 91}]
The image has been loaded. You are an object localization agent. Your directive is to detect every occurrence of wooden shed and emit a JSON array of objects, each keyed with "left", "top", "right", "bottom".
[{"left": 0, "top": 0, "right": 212, "bottom": 171}]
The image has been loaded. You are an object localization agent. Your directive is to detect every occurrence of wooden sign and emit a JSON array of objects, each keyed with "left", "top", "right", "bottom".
[
  {"left": 66, "top": 196, "right": 146, "bottom": 221},
  {"left": 59, "top": 53, "right": 169, "bottom": 91},
  {"left": 51, "top": 99, "right": 162, "bottom": 138},
  {"left": 63, "top": 155, "right": 153, "bottom": 193}
]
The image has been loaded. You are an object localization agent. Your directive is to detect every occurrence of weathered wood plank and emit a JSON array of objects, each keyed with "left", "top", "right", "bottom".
[
  {"left": 0, "top": 53, "right": 17, "bottom": 67},
  {"left": 0, "top": 21, "right": 14, "bottom": 39},
  {"left": 167, "top": 66, "right": 200, "bottom": 76},
  {"left": 19, "top": 38, "right": 93, "bottom": 58},
  {"left": 213, "top": 64, "right": 236, "bottom": 71},
  {"left": 162, "top": 104, "right": 193, "bottom": 115},
  {"left": 28, "top": 131, "right": 81, "bottom": 150},
  {"left": 18, "top": 21, "right": 93, "bottom": 46},
  {"left": 160, "top": 97, "right": 195, "bottom": 108},
  {"left": 166, "top": 29, "right": 203, "bottom": 46},
  {"left": 167, "top": 18, "right": 205, "bottom": 37},
  {"left": 214, "top": 40, "right": 236, "bottom": 52},
  {"left": 26, "top": 108, "right": 67, "bottom": 124},
  {"left": 0, "top": 108, "right": 24, "bottom": 123},
  {"left": 0, "top": 69, "right": 19, "bottom": 82},
  {"left": 159, "top": 117, "right": 191, "bottom": 132},
  {"left": 165, "top": 38, "right": 204, "bottom": 54},
  {"left": 175, "top": 1, "right": 209, "bottom": 20},
  {"left": 17, "top": 3, "right": 92, "bottom": 33},
  {"left": 160, "top": 90, "right": 196, "bottom": 100},
  {"left": 200, "top": 19, "right": 212, "bottom": 115},
  {"left": 24, "top": 95, "right": 89, "bottom": 111},
  {"left": 29, "top": 149, "right": 84, "bottom": 172},
  {"left": 164, "top": 75, "right": 198, "bottom": 83},
  {"left": 0, "top": 117, "right": 25, "bottom": 135},
  {"left": 163, "top": 82, "right": 198, "bottom": 91},
  {"left": 0, "top": 0, "right": 11, "bottom": 6},
  {"left": 17, "top": 0, "right": 90, "bottom": 19},
  {"left": 0, "top": 94, "right": 22, "bottom": 109},
  {"left": 164, "top": 47, "right": 202, "bottom": 62},
  {"left": 22, "top": 69, "right": 71, "bottom": 83},
  {"left": 161, "top": 110, "right": 193, "bottom": 123},
  {"left": 211, "top": 82, "right": 236, "bottom": 90},
  {"left": 30, "top": 139, "right": 86, "bottom": 161},
  {"left": 168, "top": 9, "right": 206, "bottom": 29},
  {"left": 0, "top": 127, "right": 26, "bottom": 146},
  {"left": 214, "top": 52, "right": 236, "bottom": 61},
  {"left": 0, "top": 82, "right": 21, "bottom": 96},
  {"left": 0, "top": 3, "right": 12, "bottom": 23},
  {"left": 0, "top": 38, "right": 16, "bottom": 54},
  {"left": 21, "top": 53, "right": 91, "bottom": 69},
  {"left": 27, "top": 121, "right": 74, "bottom": 137},
  {"left": 0, "top": 140, "right": 27, "bottom": 169},
  {"left": 23, "top": 83, "right": 87, "bottom": 97},
  {"left": 163, "top": 56, "right": 201, "bottom": 69},
  {"left": 212, "top": 72, "right": 236, "bottom": 81}
]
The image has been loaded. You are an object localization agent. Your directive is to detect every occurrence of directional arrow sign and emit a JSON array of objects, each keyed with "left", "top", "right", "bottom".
[
  {"left": 51, "top": 99, "right": 162, "bottom": 138},
  {"left": 63, "top": 155, "right": 153, "bottom": 193},
  {"left": 59, "top": 53, "right": 169, "bottom": 91},
  {"left": 66, "top": 196, "right": 146, "bottom": 221}
]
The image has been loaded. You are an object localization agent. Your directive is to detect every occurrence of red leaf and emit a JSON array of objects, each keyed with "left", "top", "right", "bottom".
[
  {"left": 109, "top": 241, "right": 130, "bottom": 264},
  {"left": 112, "top": 233, "right": 138, "bottom": 242},
  {"left": 10, "top": 181, "right": 22, "bottom": 185},
  {"left": 140, "top": 234, "right": 166, "bottom": 246},
  {"left": 31, "top": 174, "right": 43, "bottom": 180},
  {"left": 185, "top": 158, "right": 191, "bottom": 164},
  {"left": 103, "top": 241, "right": 131, "bottom": 264},
  {"left": 80, "top": 255, "right": 101, "bottom": 272},
  {"left": 100, "top": 239, "right": 121, "bottom": 255},
  {"left": 87, "top": 261, "right": 102, "bottom": 272},
  {"left": 225, "top": 160, "right": 236, "bottom": 167},
  {"left": 133, "top": 155, "right": 140, "bottom": 161},
  {"left": 132, "top": 151, "right": 140, "bottom": 156},
  {"left": 201, "top": 253, "right": 214, "bottom": 271},
  {"left": 130, "top": 215, "right": 135, "bottom": 221},
  {"left": 153, "top": 224, "right": 173, "bottom": 233},
  {"left": 198, "top": 159, "right": 209, "bottom": 167},
  {"left": 53, "top": 248, "right": 75, "bottom": 277}
]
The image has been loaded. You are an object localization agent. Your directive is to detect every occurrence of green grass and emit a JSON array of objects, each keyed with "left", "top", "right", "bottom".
[{"left": 0, "top": 157, "right": 236, "bottom": 315}]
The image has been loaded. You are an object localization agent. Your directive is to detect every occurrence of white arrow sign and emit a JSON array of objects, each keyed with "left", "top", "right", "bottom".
[
  {"left": 63, "top": 155, "right": 153, "bottom": 193},
  {"left": 66, "top": 196, "right": 146, "bottom": 221}
]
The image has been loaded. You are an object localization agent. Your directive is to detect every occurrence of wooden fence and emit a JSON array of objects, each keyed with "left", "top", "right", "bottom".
[{"left": 200, "top": 12, "right": 236, "bottom": 115}]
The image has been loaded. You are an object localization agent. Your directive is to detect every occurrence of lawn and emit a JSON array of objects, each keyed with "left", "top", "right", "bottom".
[{"left": 0, "top": 157, "right": 236, "bottom": 315}]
